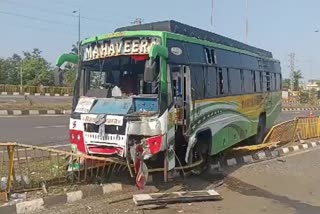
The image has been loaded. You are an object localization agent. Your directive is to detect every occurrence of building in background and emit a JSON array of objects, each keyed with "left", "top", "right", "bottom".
[{"left": 306, "top": 79, "right": 320, "bottom": 91}]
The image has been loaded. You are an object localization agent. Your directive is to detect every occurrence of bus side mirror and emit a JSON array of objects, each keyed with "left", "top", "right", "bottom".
[{"left": 144, "top": 59, "right": 157, "bottom": 83}]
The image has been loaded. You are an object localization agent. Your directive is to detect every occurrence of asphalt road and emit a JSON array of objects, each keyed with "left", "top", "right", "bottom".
[
  {"left": 34, "top": 145, "right": 320, "bottom": 214},
  {"left": 0, "top": 115, "right": 69, "bottom": 147},
  {"left": 0, "top": 110, "right": 317, "bottom": 147},
  {"left": 0, "top": 95, "right": 72, "bottom": 104},
  {"left": 275, "top": 110, "right": 320, "bottom": 124}
]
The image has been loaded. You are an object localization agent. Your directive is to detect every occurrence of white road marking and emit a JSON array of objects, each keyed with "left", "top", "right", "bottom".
[{"left": 33, "top": 125, "right": 67, "bottom": 129}]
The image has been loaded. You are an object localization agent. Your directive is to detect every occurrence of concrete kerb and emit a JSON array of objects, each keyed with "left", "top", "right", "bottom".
[
  {"left": 209, "top": 140, "right": 320, "bottom": 172},
  {"left": 0, "top": 110, "right": 72, "bottom": 116},
  {"left": 282, "top": 107, "right": 320, "bottom": 111},
  {"left": 0, "top": 183, "right": 123, "bottom": 214},
  {"left": 0, "top": 93, "right": 72, "bottom": 96}
]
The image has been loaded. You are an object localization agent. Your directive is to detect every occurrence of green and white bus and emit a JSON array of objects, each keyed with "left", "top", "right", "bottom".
[{"left": 57, "top": 20, "right": 281, "bottom": 186}]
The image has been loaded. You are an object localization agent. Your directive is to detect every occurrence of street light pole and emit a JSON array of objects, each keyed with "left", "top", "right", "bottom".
[
  {"left": 245, "top": 0, "right": 248, "bottom": 44},
  {"left": 73, "top": 9, "right": 81, "bottom": 96},
  {"left": 20, "top": 59, "right": 23, "bottom": 94},
  {"left": 72, "top": 9, "right": 81, "bottom": 69},
  {"left": 77, "top": 9, "right": 80, "bottom": 61}
]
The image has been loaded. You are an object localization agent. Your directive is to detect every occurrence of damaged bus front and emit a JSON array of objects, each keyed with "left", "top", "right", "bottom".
[{"left": 57, "top": 32, "right": 175, "bottom": 188}]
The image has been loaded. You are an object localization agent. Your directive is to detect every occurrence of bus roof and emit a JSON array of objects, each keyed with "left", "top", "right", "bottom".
[{"left": 115, "top": 20, "right": 273, "bottom": 58}]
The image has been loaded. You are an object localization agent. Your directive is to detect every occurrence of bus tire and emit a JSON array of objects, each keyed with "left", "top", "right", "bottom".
[
  {"left": 255, "top": 114, "right": 266, "bottom": 144},
  {"left": 189, "top": 130, "right": 211, "bottom": 174}
]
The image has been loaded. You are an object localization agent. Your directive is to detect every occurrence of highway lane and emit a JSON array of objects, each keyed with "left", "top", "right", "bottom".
[
  {"left": 0, "top": 95, "right": 72, "bottom": 104},
  {"left": 0, "top": 110, "right": 317, "bottom": 147},
  {"left": 0, "top": 115, "right": 69, "bottom": 146},
  {"left": 275, "top": 110, "right": 320, "bottom": 124}
]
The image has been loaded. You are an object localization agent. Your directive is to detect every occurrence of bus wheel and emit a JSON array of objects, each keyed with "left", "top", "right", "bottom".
[
  {"left": 189, "top": 138, "right": 209, "bottom": 175},
  {"left": 255, "top": 115, "right": 266, "bottom": 144}
]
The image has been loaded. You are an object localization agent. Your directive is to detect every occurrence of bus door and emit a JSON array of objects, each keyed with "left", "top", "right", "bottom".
[{"left": 171, "top": 65, "right": 190, "bottom": 133}]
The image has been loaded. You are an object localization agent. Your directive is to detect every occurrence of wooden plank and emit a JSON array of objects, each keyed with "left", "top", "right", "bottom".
[{"left": 133, "top": 189, "right": 221, "bottom": 206}]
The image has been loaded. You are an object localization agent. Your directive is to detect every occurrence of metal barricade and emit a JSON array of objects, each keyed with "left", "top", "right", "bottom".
[
  {"left": 262, "top": 119, "right": 298, "bottom": 144},
  {"left": 0, "top": 143, "right": 128, "bottom": 200}
]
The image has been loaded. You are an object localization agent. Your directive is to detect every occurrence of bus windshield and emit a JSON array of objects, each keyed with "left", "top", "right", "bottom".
[{"left": 82, "top": 55, "right": 159, "bottom": 97}]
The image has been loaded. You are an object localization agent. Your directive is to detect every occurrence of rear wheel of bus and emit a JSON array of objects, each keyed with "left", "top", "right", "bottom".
[{"left": 255, "top": 114, "right": 266, "bottom": 144}]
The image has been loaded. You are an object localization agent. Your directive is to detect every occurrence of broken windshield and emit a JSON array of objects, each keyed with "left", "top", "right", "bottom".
[{"left": 82, "top": 55, "right": 160, "bottom": 97}]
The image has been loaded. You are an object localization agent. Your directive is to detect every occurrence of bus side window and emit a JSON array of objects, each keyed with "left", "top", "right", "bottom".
[
  {"left": 227, "top": 68, "right": 231, "bottom": 94},
  {"left": 274, "top": 73, "right": 277, "bottom": 91},
  {"left": 204, "top": 48, "right": 212, "bottom": 64},
  {"left": 222, "top": 68, "right": 228, "bottom": 94},
  {"left": 261, "top": 72, "right": 265, "bottom": 92},
  {"left": 218, "top": 68, "right": 224, "bottom": 95},
  {"left": 205, "top": 66, "right": 217, "bottom": 98},
  {"left": 240, "top": 70, "right": 244, "bottom": 93},
  {"left": 211, "top": 49, "right": 217, "bottom": 64},
  {"left": 252, "top": 71, "right": 256, "bottom": 92},
  {"left": 266, "top": 72, "right": 271, "bottom": 91},
  {"left": 255, "top": 71, "right": 261, "bottom": 92}
]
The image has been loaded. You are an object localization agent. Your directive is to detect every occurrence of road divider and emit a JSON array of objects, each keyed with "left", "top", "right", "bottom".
[
  {"left": 0, "top": 110, "right": 72, "bottom": 116},
  {"left": 282, "top": 107, "right": 320, "bottom": 111}
]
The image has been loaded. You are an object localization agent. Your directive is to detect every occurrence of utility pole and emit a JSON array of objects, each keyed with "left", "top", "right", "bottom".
[
  {"left": 72, "top": 9, "right": 81, "bottom": 71},
  {"left": 288, "top": 52, "right": 296, "bottom": 91},
  {"left": 245, "top": 0, "right": 249, "bottom": 44},
  {"left": 210, "top": 0, "right": 214, "bottom": 26},
  {"left": 131, "top": 18, "right": 143, "bottom": 25},
  {"left": 20, "top": 59, "right": 23, "bottom": 94}
]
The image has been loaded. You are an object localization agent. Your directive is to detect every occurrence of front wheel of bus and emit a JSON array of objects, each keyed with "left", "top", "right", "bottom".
[{"left": 189, "top": 140, "right": 209, "bottom": 175}]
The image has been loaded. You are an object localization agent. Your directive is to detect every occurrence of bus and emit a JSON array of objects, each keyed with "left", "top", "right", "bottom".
[{"left": 56, "top": 20, "right": 282, "bottom": 187}]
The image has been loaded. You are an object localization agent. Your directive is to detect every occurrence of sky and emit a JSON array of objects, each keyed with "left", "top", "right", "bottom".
[{"left": 0, "top": 0, "right": 319, "bottom": 80}]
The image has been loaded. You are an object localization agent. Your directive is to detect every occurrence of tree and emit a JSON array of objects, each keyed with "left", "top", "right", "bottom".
[
  {"left": 0, "top": 58, "right": 11, "bottom": 84},
  {"left": 299, "top": 90, "right": 309, "bottom": 104},
  {"left": 7, "top": 54, "right": 22, "bottom": 85},
  {"left": 63, "top": 63, "right": 77, "bottom": 87},
  {"left": 292, "top": 70, "right": 303, "bottom": 91},
  {"left": 309, "top": 88, "right": 317, "bottom": 105},
  {"left": 22, "top": 48, "right": 54, "bottom": 86},
  {"left": 282, "top": 78, "right": 291, "bottom": 90}
]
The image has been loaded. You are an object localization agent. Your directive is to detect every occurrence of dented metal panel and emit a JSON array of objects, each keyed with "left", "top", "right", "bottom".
[{"left": 128, "top": 119, "right": 162, "bottom": 136}]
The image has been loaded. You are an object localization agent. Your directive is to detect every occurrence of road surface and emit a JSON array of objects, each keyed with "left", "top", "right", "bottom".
[
  {"left": 34, "top": 144, "right": 320, "bottom": 214},
  {"left": 0, "top": 110, "right": 319, "bottom": 147},
  {"left": 275, "top": 110, "right": 320, "bottom": 124},
  {"left": 0, "top": 115, "right": 69, "bottom": 147},
  {"left": 0, "top": 95, "right": 72, "bottom": 104}
]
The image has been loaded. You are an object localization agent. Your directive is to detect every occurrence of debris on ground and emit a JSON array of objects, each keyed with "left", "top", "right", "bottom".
[
  {"left": 133, "top": 189, "right": 222, "bottom": 206},
  {"left": 137, "top": 204, "right": 168, "bottom": 210}
]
